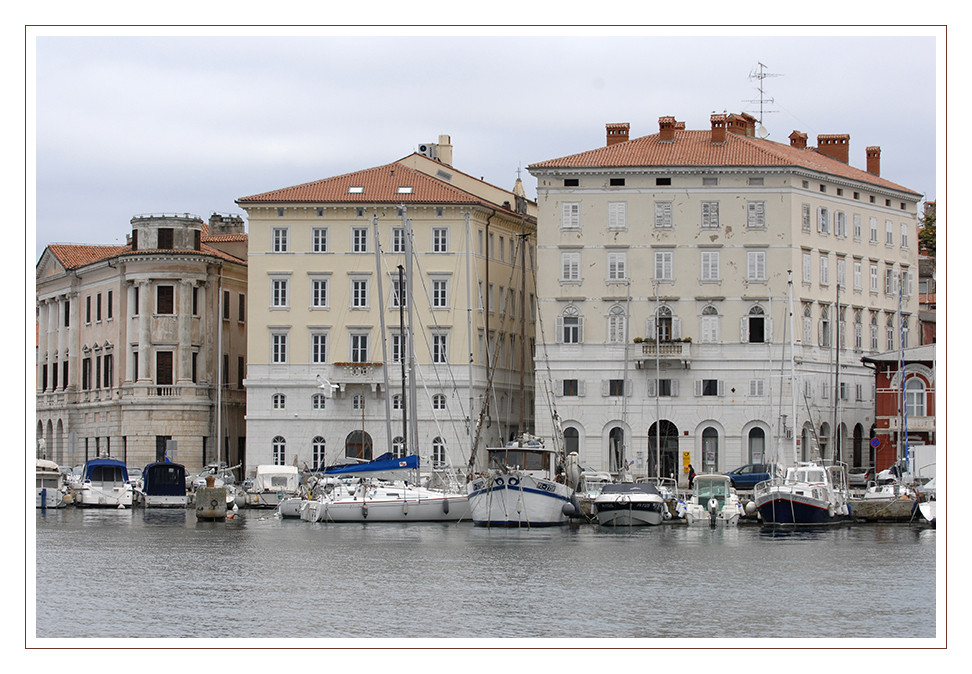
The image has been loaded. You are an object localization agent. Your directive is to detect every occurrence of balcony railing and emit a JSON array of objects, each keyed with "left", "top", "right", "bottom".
[
  {"left": 887, "top": 416, "right": 935, "bottom": 432},
  {"left": 640, "top": 342, "right": 687, "bottom": 357}
]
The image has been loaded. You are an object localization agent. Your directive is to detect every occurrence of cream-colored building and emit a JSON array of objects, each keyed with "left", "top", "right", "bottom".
[
  {"left": 35, "top": 213, "right": 248, "bottom": 474},
  {"left": 237, "top": 137, "right": 537, "bottom": 475},
  {"left": 528, "top": 114, "right": 923, "bottom": 482}
]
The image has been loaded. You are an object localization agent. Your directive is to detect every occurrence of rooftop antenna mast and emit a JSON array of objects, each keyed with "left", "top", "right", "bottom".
[{"left": 745, "top": 61, "right": 782, "bottom": 137}]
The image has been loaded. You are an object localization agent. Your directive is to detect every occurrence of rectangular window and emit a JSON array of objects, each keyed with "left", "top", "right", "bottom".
[
  {"left": 85, "top": 296, "right": 91, "bottom": 323},
  {"left": 311, "top": 279, "right": 328, "bottom": 308},
  {"left": 237, "top": 356, "right": 244, "bottom": 388},
  {"left": 432, "top": 334, "right": 448, "bottom": 363},
  {"left": 311, "top": 333, "right": 327, "bottom": 364},
  {"left": 701, "top": 379, "right": 719, "bottom": 396},
  {"left": 853, "top": 214, "right": 862, "bottom": 241},
  {"left": 655, "top": 251, "right": 673, "bottom": 281},
  {"left": 157, "top": 285, "right": 174, "bottom": 314},
  {"left": 608, "top": 202, "right": 627, "bottom": 229},
  {"left": 747, "top": 251, "right": 766, "bottom": 281},
  {"left": 854, "top": 261, "right": 863, "bottom": 291},
  {"left": 870, "top": 217, "right": 879, "bottom": 243},
  {"left": 654, "top": 202, "right": 673, "bottom": 228},
  {"left": 802, "top": 204, "right": 811, "bottom": 232},
  {"left": 271, "top": 333, "right": 288, "bottom": 363},
  {"left": 562, "top": 316, "right": 582, "bottom": 344},
  {"left": 192, "top": 287, "right": 199, "bottom": 315},
  {"left": 885, "top": 220, "right": 894, "bottom": 246},
  {"left": 818, "top": 207, "right": 829, "bottom": 234},
  {"left": 901, "top": 223, "right": 909, "bottom": 249},
  {"left": 657, "top": 379, "right": 674, "bottom": 397},
  {"left": 701, "top": 201, "right": 720, "bottom": 228},
  {"left": 158, "top": 228, "right": 173, "bottom": 249},
  {"left": 392, "top": 227, "right": 405, "bottom": 253},
  {"left": 352, "top": 227, "right": 368, "bottom": 253},
  {"left": 870, "top": 265, "right": 879, "bottom": 292},
  {"left": 837, "top": 258, "right": 846, "bottom": 288},
  {"left": 561, "top": 251, "right": 581, "bottom": 282},
  {"left": 352, "top": 279, "right": 368, "bottom": 308},
  {"left": 561, "top": 202, "right": 580, "bottom": 229},
  {"left": 749, "top": 379, "right": 765, "bottom": 396},
  {"left": 272, "top": 227, "right": 288, "bottom": 253},
  {"left": 222, "top": 290, "right": 230, "bottom": 319},
  {"left": 391, "top": 332, "right": 406, "bottom": 364},
  {"left": 432, "top": 279, "right": 448, "bottom": 308},
  {"left": 271, "top": 279, "right": 288, "bottom": 308},
  {"left": 835, "top": 211, "right": 847, "bottom": 237},
  {"left": 803, "top": 252, "right": 812, "bottom": 284},
  {"left": 238, "top": 293, "right": 245, "bottom": 321},
  {"left": 609, "top": 379, "right": 625, "bottom": 396},
  {"left": 819, "top": 256, "right": 829, "bottom": 286},
  {"left": 432, "top": 227, "right": 448, "bottom": 253},
  {"left": 747, "top": 201, "right": 766, "bottom": 228},
  {"left": 96, "top": 293, "right": 102, "bottom": 321},
  {"left": 563, "top": 379, "right": 579, "bottom": 396},
  {"left": 107, "top": 290, "right": 113, "bottom": 319},
  {"left": 391, "top": 278, "right": 407, "bottom": 308},
  {"left": 701, "top": 251, "right": 720, "bottom": 281},
  {"left": 351, "top": 334, "right": 369, "bottom": 363},
  {"left": 885, "top": 268, "right": 894, "bottom": 295},
  {"left": 312, "top": 227, "right": 328, "bottom": 253},
  {"left": 607, "top": 252, "right": 626, "bottom": 281}
]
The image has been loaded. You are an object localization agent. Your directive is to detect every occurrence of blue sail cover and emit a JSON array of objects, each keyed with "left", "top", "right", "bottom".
[
  {"left": 323, "top": 453, "right": 419, "bottom": 477},
  {"left": 142, "top": 462, "right": 187, "bottom": 497},
  {"left": 83, "top": 458, "right": 130, "bottom": 482}
]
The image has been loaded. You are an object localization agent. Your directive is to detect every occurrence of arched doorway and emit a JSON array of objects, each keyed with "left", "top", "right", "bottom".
[
  {"left": 345, "top": 430, "right": 373, "bottom": 460},
  {"left": 853, "top": 424, "right": 864, "bottom": 467},
  {"left": 608, "top": 426, "right": 625, "bottom": 473},
  {"left": 564, "top": 427, "right": 580, "bottom": 458},
  {"left": 748, "top": 427, "right": 766, "bottom": 464},
  {"left": 701, "top": 427, "right": 719, "bottom": 473},
  {"left": 647, "top": 420, "right": 679, "bottom": 478}
]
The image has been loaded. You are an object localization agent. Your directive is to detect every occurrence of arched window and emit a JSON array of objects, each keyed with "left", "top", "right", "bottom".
[
  {"left": 607, "top": 305, "right": 626, "bottom": 344},
  {"left": 803, "top": 304, "right": 813, "bottom": 344},
  {"left": 746, "top": 305, "right": 766, "bottom": 343},
  {"left": 870, "top": 313, "right": 879, "bottom": 350},
  {"left": 432, "top": 394, "right": 446, "bottom": 410},
  {"left": 392, "top": 436, "right": 405, "bottom": 459},
  {"left": 819, "top": 422, "right": 831, "bottom": 461},
  {"left": 702, "top": 427, "right": 719, "bottom": 473},
  {"left": 559, "top": 305, "right": 583, "bottom": 344},
  {"left": 656, "top": 305, "right": 673, "bottom": 342},
  {"left": 312, "top": 393, "right": 326, "bottom": 410},
  {"left": 431, "top": 437, "right": 446, "bottom": 468},
  {"left": 608, "top": 427, "right": 625, "bottom": 473},
  {"left": 564, "top": 427, "right": 580, "bottom": 457},
  {"left": 886, "top": 315, "right": 895, "bottom": 350},
  {"left": 272, "top": 436, "right": 286, "bottom": 465},
  {"left": 748, "top": 427, "right": 765, "bottom": 464},
  {"left": 345, "top": 430, "right": 372, "bottom": 460},
  {"left": 700, "top": 305, "right": 720, "bottom": 343},
  {"left": 272, "top": 393, "right": 286, "bottom": 409},
  {"left": 818, "top": 306, "right": 831, "bottom": 347},
  {"left": 854, "top": 310, "right": 863, "bottom": 351},
  {"left": 392, "top": 393, "right": 403, "bottom": 410},
  {"left": 905, "top": 377, "right": 926, "bottom": 417},
  {"left": 311, "top": 436, "right": 325, "bottom": 469}
]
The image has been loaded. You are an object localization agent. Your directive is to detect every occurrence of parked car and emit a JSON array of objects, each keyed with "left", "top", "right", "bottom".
[
  {"left": 848, "top": 466, "right": 871, "bottom": 487},
  {"left": 724, "top": 463, "right": 781, "bottom": 490}
]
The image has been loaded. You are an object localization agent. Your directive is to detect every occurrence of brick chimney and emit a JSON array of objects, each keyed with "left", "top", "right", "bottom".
[
  {"left": 710, "top": 114, "right": 727, "bottom": 144},
  {"left": 727, "top": 112, "right": 757, "bottom": 137},
  {"left": 658, "top": 116, "right": 677, "bottom": 142},
  {"left": 817, "top": 134, "right": 850, "bottom": 164},
  {"left": 789, "top": 131, "right": 808, "bottom": 149},
  {"left": 606, "top": 123, "right": 630, "bottom": 146},
  {"left": 866, "top": 146, "right": 881, "bottom": 176}
]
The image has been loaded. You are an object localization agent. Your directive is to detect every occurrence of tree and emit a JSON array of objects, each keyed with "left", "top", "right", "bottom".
[{"left": 918, "top": 202, "right": 936, "bottom": 257}]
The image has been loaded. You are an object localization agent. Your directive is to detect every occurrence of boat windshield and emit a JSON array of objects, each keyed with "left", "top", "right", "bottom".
[
  {"left": 489, "top": 449, "right": 549, "bottom": 471},
  {"left": 696, "top": 479, "right": 728, "bottom": 506},
  {"left": 787, "top": 468, "right": 826, "bottom": 484}
]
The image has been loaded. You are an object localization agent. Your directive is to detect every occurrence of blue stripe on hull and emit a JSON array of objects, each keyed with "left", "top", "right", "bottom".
[
  {"left": 757, "top": 498, "right": 838, "bottom": 525},
  {"left": 467, "top": 484, "right": 571, "bottom": 503}
]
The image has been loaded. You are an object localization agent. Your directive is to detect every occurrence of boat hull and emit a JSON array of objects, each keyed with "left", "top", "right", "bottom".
[
  {"left": 36, "top": 488, "right": 66, "bottom": 509},
  {"left": 466, "top": 473, "right": 575, "bottom": 527},
  {"left": 144, "top": 494, "right": 189, "bottom": 507},
  {"left": 755, "top": 494, "right": 842, "bottom": 525},
  {"left": 595, "top": 503, "right": 664, "bottom": 527},
  {"left": 918, "top": 501, "right": 936, "bottom": 525},
  {"left": 303, "top": 493, "right": 470, "bottom": 522},
  {"left": 76, "top": 484, "right": 133, "bottom": 507}
]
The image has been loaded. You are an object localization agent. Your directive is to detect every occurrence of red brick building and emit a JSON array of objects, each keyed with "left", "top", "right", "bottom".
[{"left": 861, "top": 345, "right": 936, "bottom": 471}]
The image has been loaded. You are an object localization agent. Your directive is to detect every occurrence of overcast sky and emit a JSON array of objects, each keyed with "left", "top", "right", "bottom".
[{"left": 31, "top": 30, "right": 940, "bottom": 260}]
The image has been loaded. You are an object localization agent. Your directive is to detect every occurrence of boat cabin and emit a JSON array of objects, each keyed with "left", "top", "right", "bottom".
[
  {"left": 693, "top": 474, "right": 732, "bottom": 508},
  {"left": 784, "top": 465, "right": 829, "bottom": 486},
  {"left": 487, "top": 443, "right": 555, "bottom": 479},
  {"left": 249, "top": 465, "right": 300, "bottom": 493},
  {"left": 143, "top": 462, "right": 188, "bottom": 499},
  {"left": 83, "top": 458, "right": 130, "bottom": 487}
]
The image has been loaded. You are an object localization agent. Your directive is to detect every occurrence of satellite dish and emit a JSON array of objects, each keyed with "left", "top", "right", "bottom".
[{"left": 757, "top": 125, "right": 769, "bottom": 139}]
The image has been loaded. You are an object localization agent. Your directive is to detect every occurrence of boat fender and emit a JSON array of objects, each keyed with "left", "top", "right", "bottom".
[
  {"left": 663, "top": 508, "right": 672, "bottom": 520},
  {"left": 362, "top": 502, "right": 368, "bottom": 519},
  {"left": 828, "top": 503, "right": 835, "bottom": 518},
  {"left": 745, "top": 501, "right": 757, "bottom": 515},
  {"left": 403, "top": 501, "right": 409, "bottom": 516},
  {"left": 562, "top": 501, "right": 577, "bottom": 517},
  {"left": 442, "top": 499, "right": 450, "bottom": 514}
]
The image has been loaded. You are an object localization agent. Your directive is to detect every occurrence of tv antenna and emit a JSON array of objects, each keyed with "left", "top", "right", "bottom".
[{"left": 744, "top": 61, "right": 782, "bottom": 136}]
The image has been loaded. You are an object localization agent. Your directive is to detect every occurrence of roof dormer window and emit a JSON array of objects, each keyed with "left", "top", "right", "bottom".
[
  {"left": 348, "top": 186, "right": 364, "bottom": 194},
  {"left": 397, "top": 186, "right": 413, "bottom": 194}
]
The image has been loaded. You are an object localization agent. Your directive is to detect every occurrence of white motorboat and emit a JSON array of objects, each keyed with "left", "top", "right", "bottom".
[
  {"left": 245, "top": 464, "right": 301, "bottom": 508},
  {"left": 593, "top": 482, "right": 666, "bottom": 527},
  {"left": 36, "top": 458, "right": 66, "bottom": 509},
  {"left": 683, "top": 474, "right": 743, "bottom": 526},
  {"left": 754, "top": 462, "right": 850, "bottom": 525},
  {"left": 141, "top": 461, "right": 189, "bottom": 507},
  {"left": 466, "top": 436, "right": 578, "bottom": 527},
  {"left": 76, "top": 457, "right": 133, "bottom": 508},
  {"left": 917, "top": 477, "right": 936, "bottom": 525}
]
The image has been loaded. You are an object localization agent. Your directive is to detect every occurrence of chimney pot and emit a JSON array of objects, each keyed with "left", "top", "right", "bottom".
[
  {"left": 789, "top": 131, "right": 808, "bottom": 149},
  {"left": 866, "top": 146, "right": 881, "bottom": 176},
  {"left": 816, "top": 133, "right": 850, "bottom": 164},
  {"left": 658, "top": 116, "right": 677, "bottom": 142},
  {"left": 710, "top": 114, "right": 727, "bottom": 144},
  {"left": 606, "top": 123, "right": 630, "bottom": 147}
]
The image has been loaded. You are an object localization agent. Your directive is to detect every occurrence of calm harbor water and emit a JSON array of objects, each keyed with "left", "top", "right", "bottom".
[{"left": 34, "top": 507, "right": 937, "bottom": 641}]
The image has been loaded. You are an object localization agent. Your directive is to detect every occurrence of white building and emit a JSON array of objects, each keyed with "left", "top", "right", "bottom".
[
  {"left": 237, "top": 138, "right": 537, "bottom": 475},
  {"left": 528, "top": 114, "right": 922, "bottom": 484}
]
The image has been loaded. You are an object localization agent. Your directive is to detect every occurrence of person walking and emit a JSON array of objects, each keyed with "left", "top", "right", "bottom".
[{"left": 688, "top": 464, "right": 696, "bottom": 489}]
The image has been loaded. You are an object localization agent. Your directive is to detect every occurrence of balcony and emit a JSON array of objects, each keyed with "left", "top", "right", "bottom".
[
  {"left": 635, "top": 341, "right": 692, "bottom": 369},
  {"left": 330, "top": 362, "right": 387, "bottom": 393},
  {"left": 887, "top": 416, "right": 935, "bottom": 432}
]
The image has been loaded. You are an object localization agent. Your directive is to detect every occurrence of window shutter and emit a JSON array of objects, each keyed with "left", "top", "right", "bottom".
[
  {"left": 626, "top": 379, "right": 633, "bottom": 396},
  {"left": 672, "top": 317, "right": 682, "bottom": 339},
  {"left": 646, "top": 317, "right": 656, "bottom": 340},
  {"left": 556, "top": 317, "right": 563, "bottom": 344},
  {"left": 694, "top": 380, "right": 702, "bottom": 397},
  {"left": 740, "top": 317, "right": 749, "bottom": 343},
  {"left": 578, "top": 380, "right": 586, "bottom": 397},
  {"left": 818, "top": 320, "right": 824, "bottom": 346},
  {"left": 718, "top": 380, "right": 725, "bottom": 397},
  {"left": 765, "top": 316, "right": 773, "bottom": 343},
  {"left": 601, "top": 380, "right": 609, "bottom": 397},
  {"left": 671, "top": 380, "right": 679, "bottom": 397},
  {"left": 555, "top": 379, "right": 563, "bottom": 397},
  {"left": 577, "top": 317, "right": 584, "bottom": 343},
  {"left": 647, "top": 379, "right": 657, "bottom": 397}
]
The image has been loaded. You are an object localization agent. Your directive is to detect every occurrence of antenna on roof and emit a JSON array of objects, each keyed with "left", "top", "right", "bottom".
[{"left": 744, "top": 61, "right": 782, "bottom": 130}]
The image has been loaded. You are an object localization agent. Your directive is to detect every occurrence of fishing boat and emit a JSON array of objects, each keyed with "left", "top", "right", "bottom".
[
  {"left": 754, "top": 462, "right": 850, "bottom": 525},
  {"left": 141, "top": 461, "right": 189, "bottom": 507},
  {"left": 683, "top": 474, "right": 743, "bottom": 526},
  {"left": 36, "top": 458, "right": 66, "bottom": 509},
  {"left": 75, "top": 457, "right": 133, "bottom": 508},
  {"left": 299, "top": 453, "right": 469, "bottom": 522},
  {"left": 244, "top": 464, "right": 301, "bottom": 508},
  {"left": 466, "top": 436, "right": 579, "bottom": 527},
  {"left": 593, "top": 481, "right": 666, "bottom": 527}
]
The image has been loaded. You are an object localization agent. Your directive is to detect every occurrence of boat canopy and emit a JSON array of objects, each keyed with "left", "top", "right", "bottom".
[
  {"left": 600, "top": 482, "right": 662, "bottom": 496},
  {"left": 323, "top": 453, "right": 419, "bottom": 478},
  {"left": 142, "top": 462, "right": 187, "bottom": 497},
  {"left": 36, "top": 459, "right": 60, "bottom": 473},
  {"left": 251, "top": 465, "right": 300, "bottom": 492},
  {"left": 83, "top": 458, "right": 129, "bottom": 483}
]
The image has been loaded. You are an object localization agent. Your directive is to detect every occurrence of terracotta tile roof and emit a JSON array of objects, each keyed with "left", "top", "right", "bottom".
[
  {"left": 529, "top": 129, "right": 921, "bottom": 196},
  {"left": 237, "top": 161, "right": 516, "bottom": 211},
  {"left": 45, "top": 242, "right": 246, "bottom": 270},
  {"left": 202, "top": 233, "right": 248, "bottom": 243}
]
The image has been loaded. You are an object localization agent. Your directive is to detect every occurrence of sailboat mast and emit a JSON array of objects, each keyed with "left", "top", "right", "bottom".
[
  {"left": 216, "top": 270, "right": 222, "bottom": 467},
  {"left": 404, "top": 209, "right": 420, "bottom": 459},
  {"left": 464, "top": 211, "right": 474, "bottom": 460},
  {"left": 398, "top": 264, "right": 408, "bottom": 456},
  {"left": 373, "top": 215, "right": 393, "bottom": 451},
  {"left": 788, "top": 271, "right": 798, "bottom": 464},
  {"left": 833, "top": 280, "right": 840, "bottom": 464}
]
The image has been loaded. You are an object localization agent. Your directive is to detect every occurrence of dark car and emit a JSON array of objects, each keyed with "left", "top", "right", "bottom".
[
  {"left": 848, "top": 466, "right": 871, "bottom": 487},
  {"left": 724, "top": 463, "right": 780, "bottom": 490}
]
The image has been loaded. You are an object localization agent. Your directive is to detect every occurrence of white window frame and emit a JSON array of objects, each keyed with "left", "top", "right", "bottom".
[
  {"left": 350, "top": 332, "right": 369, "bottom": 363},
  {"left": 431, "top": 278, "right": 449, "bottom": 309},
  {"left": 701, "top": 201, "right": 720, "bottom": 229},
  {"left": 607, "top": 251, "right": 627, "bottom": 282},
  {"left": 561, "top": 202, "right": 580, "bottom": 230},
  {"left": 835, "top": 211, "right": 847, "bottom": 238},
  {"left": 802, "top": 252, "right": 812, "bottom": 284},
  {"left": 352, "top": 226, "right": 368, "bottom": 253},
  {"left": 700, "top": 306, "right": 720, "bottom": 344},
  {"left": 836, "top": 258, "right": 846, "bottom": 288},
  {"left": 870, "top": 264, "right": 879, "bottom": 293},
  {"left": 432, "top": 333, "right": 448, "bottom": 364},
  {"left": 701, "top": 251, "right": 720, "bottom": 282},
  {"left": 310, "top": 331, "right": 328, "bottom": 364},
  {"left": 802, "top": 203, "right": 811, "bottom": 232},
  {"left": 901, "top": 223, "right": 909, "bottom": 249},
  {"left": 270, "top": 277, "right": 289, "bottom": 308},
  {"left": 870, "top": 217, "right": 879, "bottom": 243},
  {"left": 885, "top": 220, "right": 894, "bottom": 246},
  {"left": 561, "top": 251, "right": 581, "bottom": 283},
  {"left": 271, "top": 331, "right": 288, "bottom": 364},
  {"left": 392, "top": 227, "right": 405, "bottom": 254},
  {"left": 854, "top": 261, "right": 863, "bottom": 291},
  {"left": 272, "top": 393, "right": 286, "bottom": 410},
  {"left": 655, "top": 250, "right": 673, "bottom": 281},
  {"left": 747, "top": 251, "right": 766, "bottom": 281},
  {"left": 351, "top": 277, "right": 369, "bottom": 309},
  {"left": 608, "top": 202, "right": 627, "bottom": 230},
  {"left": 817, "top": 207, "right": 829, "bottom": 234},
  {"left": 272, "top": 227, "right": 289, "bottom": 253},
  {"left": 310, "top": 276, "right": 329, "bottom": 309},
  {"left": 853, "top": 214, "right": 862, "bottom": 241},
  {"left": 432, "top": 393, "right": 447, "bottom": 411},
  {"left": 747, "top": 201, "right": 766, "bottom": 228},
  {"left": 312, "top": 227, "right": 328, "bottom": 253},
  {"left": 819, "top": 256, "right": 829, "bottom": 286},
  {"left": 654, "top": 201, "right": 673, "bottom": 229},
  {"left": 432, "top": 227, "right": 449, "bottom": 253}
]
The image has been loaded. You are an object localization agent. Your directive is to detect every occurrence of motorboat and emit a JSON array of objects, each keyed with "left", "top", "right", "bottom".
[
  {"left": 36, "top": 458, "right": 66, "bottom": 509},
  {"left": 245, "top": 465, "right": 301, "bottom": 508},
  {"left": 466, "top": 436, "right": 579, "bottom": 527},
  {"left": 753, "top": 462, "right": 850, "bottom": 525},
  {"left": 917, "top": 477, "right": 936, "bottom": 526},
  {"left": 76, "top": 457, "right": 133, "bottom": 508},
  {"left": 191, "top": 462, "right": 243, "bottom": 508},
  {"left": 683, "top": 474, "right": 743, "bottom": 526},
  {"left": 593, "top": 482, "right": 666, "bottom": 527},
  {"left": 141, "top": 461, "right": 189, "bottom": 507}
]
